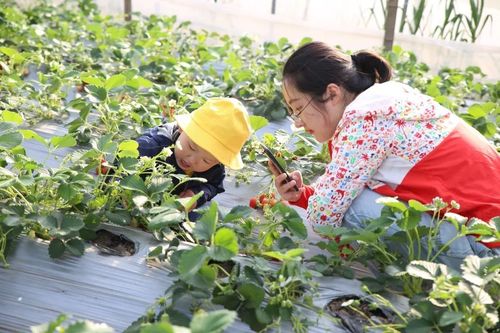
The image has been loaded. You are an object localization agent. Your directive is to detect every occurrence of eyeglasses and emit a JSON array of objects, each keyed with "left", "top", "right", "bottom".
[{"left": 285, "top": 97, "right": 314, "bottom": 121}]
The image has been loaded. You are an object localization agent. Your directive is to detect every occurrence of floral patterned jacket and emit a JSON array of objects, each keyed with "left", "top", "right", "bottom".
[{"left": 291, "top": 81, "right": 500, "bottom": 248}]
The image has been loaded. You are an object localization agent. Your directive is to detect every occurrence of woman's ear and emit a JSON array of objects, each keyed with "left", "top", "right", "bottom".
[{"left": 325, "top": 83, "right": 341, "bottom": 102}]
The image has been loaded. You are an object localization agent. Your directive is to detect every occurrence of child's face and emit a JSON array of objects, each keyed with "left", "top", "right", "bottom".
[{"left": 174, "top": 131, "right": 219, "bottom": 173}]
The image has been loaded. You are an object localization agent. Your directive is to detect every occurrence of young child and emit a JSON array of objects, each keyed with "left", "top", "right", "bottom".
[{"left": 136, "top": 97, "right": 252, "bottom": 210}]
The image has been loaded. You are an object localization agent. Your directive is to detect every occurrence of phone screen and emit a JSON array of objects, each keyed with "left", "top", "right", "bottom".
[{"left": 261, "top": 144, "right": 299, "bottom": 191}]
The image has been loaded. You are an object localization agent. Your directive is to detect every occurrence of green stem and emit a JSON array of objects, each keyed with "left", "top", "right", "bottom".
[
  {"left": 430, "top": 234, "right": 461, "bottom": 262},
  {"left": 371, "top": 242, "right": 396, "bottom": 264},
  {"left": 0, "top": 228, "right": 12, "bottom": 268},
  {"left": 433, "top": 323, "right": 444, "bottom": 333},
  {"left": 371, "top": 292, "right": 407, "bottom": 323},
  {"left": 4, "top": 187, "right": 33, "bottom": 211},
  {"left": 406, "top": 229, "right": 414, "bottom": 260},
  {"left": 415, "top": 227, "right": 422, "bottom": 260},
  {"left": 426, "top": 210, "right": 440, "bottom": 261},
  {"left": 213, "top": 263, "right": 231, "bottom": 278}
]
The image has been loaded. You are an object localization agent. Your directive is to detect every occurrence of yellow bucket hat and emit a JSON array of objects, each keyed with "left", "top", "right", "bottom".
[{"left": 175, "top": 98, "right": 252, "bottom": 170}]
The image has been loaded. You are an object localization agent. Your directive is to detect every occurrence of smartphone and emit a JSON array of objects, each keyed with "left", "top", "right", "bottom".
[{"left": 261, "top": 143, "right": 299, "bottom": 191}]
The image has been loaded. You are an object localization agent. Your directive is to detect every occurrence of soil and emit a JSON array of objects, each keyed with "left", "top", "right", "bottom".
[
  {"left": 91, "top": 229, "right": 136, "bottom": 256},
  {"left": 326, "top": 295, "right": 392, "bottom": 333},
  {"left": 208, "top": 259, "right": 235, "bottom": 278}
]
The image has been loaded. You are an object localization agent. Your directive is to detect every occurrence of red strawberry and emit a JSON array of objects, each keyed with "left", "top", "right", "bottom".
[
  {"left": 249, "top": 197, "right": 258, "bottom": 209},
  {"left": 96, "top": 157, "right": 108, "bottom": 175}
]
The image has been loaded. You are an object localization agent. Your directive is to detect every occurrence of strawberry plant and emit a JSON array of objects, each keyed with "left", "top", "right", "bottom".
[
  {"left": 316, "top": 197, "right": 499, "bottom": 297},
  {"left": 0, "top": 1, "right": 498, "bottom": 332}
]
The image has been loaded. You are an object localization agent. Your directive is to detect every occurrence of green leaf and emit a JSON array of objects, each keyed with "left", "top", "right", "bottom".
[
  {"left": 401, "top": 208, "right": 421, "bottom": 230},
  {"left": 148, "top": 209, "right": 183, "bottom": 230},
  {"left": 148, "top": 177, "right": 172, "bottom": 195},
  {"left": 459, "top": 281, "right": 493, "bottom": 304},
  {"left": 48, "top": 238, "right": 66, "bottom": 258},
  {"left": 39, "top": 215, "right": 58, "bottom": 230},
  {"left": 66, "top": 238, "right": 85, "bottom": 256},
  {"left": 483, "top": 256, "right": 500, "bottom": 275},
  {"left": 467, "top": 104, "right": 487, "bottom": 118},
  {"left": 438, "top": 311, "right": 463, "bottom": 326},
  {"left": 211, "top": 228, "right": 238, "bottom": 261},
  {"left": 137, "top": 322, "right": 175, "bottom": 333},
  {"left": 406, "top": 260, "right": 449, "bottom": 280},
  {"left": 190, "top": 310, "right": 236, "bottom": 333},
  {"left": 0, "top": 167, "right": 15, "bottom": 177},
  {"left": 466, "top": 219, "right": 496, "bottom": 237},
  {"left": 105, "top": 210, "right": 131, "bottom": 225},
  {"left": 185, "top": 264, "right": 217, "bottom": 290},
  {"left": 19, "top": 129, "right": 46, "bottom": 145},
  {"left": 50, "top": 135, "right": 77, "bottom": 149},
  {"left": 1, "top": 110, "right": 23, "bottom": 124},
  {"left": 81, "top": 75, "right": 104, "bottom": 87},
  {"left": 249, "top": 115, "right": 268, "bottom": 131},
  {"left": 0, "top": 46, "right": 19, "bottom": 57},
  {"left": 30, "top": 314, "right": 69, "bottom": 333},
  {"left": 120, "top": 175, "right": 148, "bottom": 194},
  {"left": 376, "top": 197, "right": 407, "bottom": 211},
  {"left": 0, "top": 178, "right": 16, "bottom": 188},
  {"left": 118, "top": 140, "right": 139, "bottom": 151},
  {"left": 176, "top": 191, "right": 203, "bottom": 212},
  {"left": 87, "top": 85, "right": 108, "bottom": 101},
  {"left": 121, "top": 68, "right": 139, "bottom": 79},
  {"left": 223, "top": 205, "right": 253, "bottom": 221},
  {"left": 284, "top": 248, "right": 305, "bottom": 258},
  {"left": 413, "top": 301, "right": 437, "bottom": 321},
  {"left": 119, "top": 157, "right": 140, "bottom": 172},
  {"left": 58, "top": 183, "right": 78, "bottom": 201},
  {"left": 106, "top": 26, "right": 128, "bottom": 40},
  {"left": 193, "top": 201, "right": 218, "bottom": 241},
  {"left": 0, "top": 131, "right": 22, "bottom": 149},
  {"left": 132, "top": 195, "right": 148, "bottom": 208},
  {"left": 65, "top": 320, "right": 114, "bottom": 333},
  {"left": 238, "top": 282, "right": 265, "bottom": 308},
  {"left": 408, "top": 200, "right": 429, "bottom": 212},
  {"left": 118, "top": 139, "right": 139, "bottom": 158},
  {"left": 127, "top": 76, "right": 153, "bottom": 89},
  {"left": 61, "top": 215, "right": 85, "bottom": 233},
  {"left": 262, "top": 248, "right": 306, "bottom": 261},
  {"left": 444, "top": 213, "right": 468, "bottom": 231},
  {"left": 405, "top": 318, "right": 435, "bottom": 333},
  {"left": 273, "top": 203, "right": 307, "bottom": 239},
  {"left": 2, "top": 214, "right": 22, "bottom": 227},
  {"left": 96, "top": 134, "right": 118, "bottom": 153},
  {"left": 104, "top": 74, "right": 126, "bottom": 91},
  {"left": 178, "top": 246, "right": 208, "bottom": 279},
  {"left": 255, "top": 307, "right": 272, "bottom": 325}
]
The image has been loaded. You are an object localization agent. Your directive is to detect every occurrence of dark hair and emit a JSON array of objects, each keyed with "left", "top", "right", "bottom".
[{"left": 283, "top": 41, "right": 392, "bottom": 100}]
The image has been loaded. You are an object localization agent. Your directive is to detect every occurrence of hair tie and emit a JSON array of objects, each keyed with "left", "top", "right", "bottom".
[{"left": 351, "top": 54, "right": 357, "bottom": 66}]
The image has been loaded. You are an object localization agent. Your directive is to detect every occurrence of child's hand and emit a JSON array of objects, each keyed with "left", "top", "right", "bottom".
[
  {"left": 179, "top": 189, "right": 195, "bottom": 198},
  {"left": 179, "top": 189, "right": 197, "bottom": 210}
]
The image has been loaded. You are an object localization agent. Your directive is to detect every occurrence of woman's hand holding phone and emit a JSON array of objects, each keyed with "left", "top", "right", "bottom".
[{"left": 267, "top": 160, "right": 304, "bottom": 202}]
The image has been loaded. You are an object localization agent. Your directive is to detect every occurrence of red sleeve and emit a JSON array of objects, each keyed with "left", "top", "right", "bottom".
[
  {"left": 289, "top": 140, "right": 331, "bottom": 209},
  {"left": 289, "top": 185, "right": 314, "bottom": 209}
]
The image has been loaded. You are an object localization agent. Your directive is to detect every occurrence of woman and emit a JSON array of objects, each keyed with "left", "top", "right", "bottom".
[{"left": 270, "top": 41, "right": 499, "bottom": 270}]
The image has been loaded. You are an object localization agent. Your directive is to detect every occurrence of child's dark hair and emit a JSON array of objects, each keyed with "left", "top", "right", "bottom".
[{"left": 283, "top": 41, "right": 392, "bottom": 101}]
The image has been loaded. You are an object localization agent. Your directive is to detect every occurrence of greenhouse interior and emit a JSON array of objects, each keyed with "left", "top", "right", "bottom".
[{"left": 0, "top": 0, "right": 499, "bottom": 332}]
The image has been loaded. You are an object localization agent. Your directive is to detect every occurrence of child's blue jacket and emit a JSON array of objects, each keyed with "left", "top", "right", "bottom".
[{"left": 136, "top": 122, "right": 225, "bottom": 208}]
